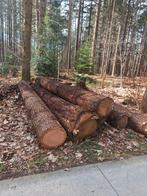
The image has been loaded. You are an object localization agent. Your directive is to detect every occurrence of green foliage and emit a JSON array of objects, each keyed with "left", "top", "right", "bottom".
[
  {"left": 33, "top": 52, "right": 58, "bottom": 77},
  {"left": 0, "top": 52, "right": 19, "bottom": 76},
  {"left": 74, "top": 73, "right": 97, "bottom": 86},
  {"left": 75, "top": 41, "right": 94, "bottom": 74},
  {"left": 35, "top": 1, "right": 66, "bottom": 77},
  {"left": 5, "top": 52, "right": 18, "bottom": 65},
  {"left": 0, "top": 162, "right": 6, "bottom": 172},
  {"left": 1, "top": 63, "right": 9, "bottom": 76}
]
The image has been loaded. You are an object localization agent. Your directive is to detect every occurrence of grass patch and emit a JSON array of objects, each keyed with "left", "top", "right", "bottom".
[
  {"left": 29, "top": 154, "right": 48, "bottom": 169},
  {"left": 0, "top": 163, "right": 6, "bottom": 172},
  {"left": 74, "top": 140, "right": 102, "bottom": 161}
]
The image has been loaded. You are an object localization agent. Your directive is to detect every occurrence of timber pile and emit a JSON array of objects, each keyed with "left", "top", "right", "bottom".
[{"left": 19, "top": 77, "right": 147, "bottom": 149}]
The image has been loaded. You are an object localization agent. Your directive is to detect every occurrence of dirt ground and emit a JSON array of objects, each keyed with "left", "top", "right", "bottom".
[{"left": 0, "top": 76, "right": 147, "bottom": 180}]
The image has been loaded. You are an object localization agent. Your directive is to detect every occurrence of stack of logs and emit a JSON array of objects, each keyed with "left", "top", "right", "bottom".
[{"left": 19, "top": 77, "right": 147, "bottom": 149}]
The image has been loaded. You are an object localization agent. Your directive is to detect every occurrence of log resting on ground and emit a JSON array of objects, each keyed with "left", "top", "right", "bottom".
[
  {"left": 19, "top": 81, "right": 67, "bottom": 149},
  {"left": 107, "top": 102, "right": 147, "bottom": 135},
  {"left": 141, "top": 87, "right": 147, "bottom": 113},
  {"left": 128, "top": 113, "right": 147, "bottom": 135},
  {"left": 37, "top": 77, "right": 114, "bottom": 118},
  {"left": 107, "top": 103, "right": 129, "bottom": 129},
  {"left": 34, "top": 86, "right": 99, "bottom": 141}
]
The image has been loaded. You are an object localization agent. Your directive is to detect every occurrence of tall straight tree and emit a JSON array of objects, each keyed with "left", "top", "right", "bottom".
[
  {"left": 91, "top": 0, "right": 101, "bottom": 68},
  {"left": 75, "top": 0, "right": 84, "bottom": 60},
  {"left": 22, "top": 0, "right": 33, "bottom": 81},
  {"left": 37, "top": 0, "right": 47, "bottom": 55},
  {"left": 67, "top": 0, "right": 72, "bottom": 70}
]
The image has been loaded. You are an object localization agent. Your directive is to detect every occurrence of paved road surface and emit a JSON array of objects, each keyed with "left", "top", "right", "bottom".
[{"left": 1, "top": 155, "right": 147, "bottom": 196}]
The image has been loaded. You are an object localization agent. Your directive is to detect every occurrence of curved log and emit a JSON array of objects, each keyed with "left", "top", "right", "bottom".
[{"left": 19, "top": 81, "right": 67, "bottom": 149}]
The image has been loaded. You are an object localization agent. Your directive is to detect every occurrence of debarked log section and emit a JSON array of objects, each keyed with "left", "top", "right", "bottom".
[
  {"left": 19, "top": 81, "right": 67, "bottom": 149},
  {"left": 34, "top": 86, "right": 99, "bottom": 141},
  {"left": 37, "top": 77, "right": 114, "bottom": 118}
]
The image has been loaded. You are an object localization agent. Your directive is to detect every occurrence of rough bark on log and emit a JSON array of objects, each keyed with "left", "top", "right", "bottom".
[
  {"left": 37, "top": 77, "right": 114, "bottom": 118},
  {"left": 19, "top": 81, "right": 67, "bottom": 149},
  {"left": 128, "top": 113, "right": 147, "bottom": 135},
  {"left": 34, "top": 86, "right": 99, "bottom": 141},
  {"left": 107, "top": 103, "right": 129, "bottom": 129},
  {"left": 107, "top": 102, "right": 147, "bottom": 135},
  {"left": 141, "top": 87, "right": 147, "bottom": 113}
]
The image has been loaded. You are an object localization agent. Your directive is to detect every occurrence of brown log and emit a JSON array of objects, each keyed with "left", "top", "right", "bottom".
[
  {"left": 34, "top": 85, "right": 99, "bottom": 141},
  {"left": 37, "top": 77, "right": 114, "bottom": 118},
  {"left": 128, "top": 113, "right": 147, "bottom": 135},
  {"left": 107, "top": 102, "right": 147, "bottom": 135},
  {"left": 107, "top": 103, "right": 129, "bottom": 129},
  {"left": 141, "top": 87, "right": 147, "bottom": 113},
  {"left": 19, "top": 81, "right": 67, "bottom": 149}
]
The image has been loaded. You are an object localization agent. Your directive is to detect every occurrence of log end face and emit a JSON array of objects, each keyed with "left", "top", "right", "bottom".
[
  {"left": 97, "top": 97, "right": 114, "bottom": 118},
  {"left": 116, "top": 115, "right": 128, "bottom": 129},
  {"left": 40, "top": 128, "right": 67, "bottom": 149},
  {"left": 75, "top": 119, "right": 98, "bottom": 141}
]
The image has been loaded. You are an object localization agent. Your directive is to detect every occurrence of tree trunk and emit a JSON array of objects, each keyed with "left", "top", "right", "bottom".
[
  {"left": 111, "top": 25, "right": 121, "bottom": 77},
  {"left": 75, "top": 0, "right": 84, "bottom": 60},
  {"left": 19, "top": 81, "right": 67, "bottom": 148},
  {"left": 87, "top": 0, "right": 93, "bottom": 36},
  {"left": 66, "top": 0, "right": 72, "bottom": 70},
  {"left": 37, "top": 77, "right": 114, "bottom": 118},
  {"left": 91, "top": 0, "right": 101, "bottom": 66},
  {"left": 37, "top": 0, "right": 47, "bottom": 55},
  {"left": 21, "top": 0, "right": 33, "bottom": 81},
  {"left": 34, "top": 86, "right": 98, "bottom": 141}
]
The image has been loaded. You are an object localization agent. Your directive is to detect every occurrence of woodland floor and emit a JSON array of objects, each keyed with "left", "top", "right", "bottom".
[{"left": 0, "top": 76, "right": 147, "bottom": 180}]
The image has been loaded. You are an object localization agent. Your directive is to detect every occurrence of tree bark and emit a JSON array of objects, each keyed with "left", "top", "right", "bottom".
[
  {"left": 75, "top": 0, "right": 84, "bottom": 60},
  {"left": 37, "top": 77, "right": 114, "bottom": 118},
  {"left": 107, "top": 102, "right": 147, "bottom": 135},
  {"left": 37, "top": 0, "right": 47, "bottom": 55},
  {"left": 128, "top": 113, "right": 147, "bottom": 136},
  {"left": 91, "top": 0, "right": 101, "bottom": 66},
  {"left": 141, "top": 87, "right": 147, "bottom": 113},
  {"left": 34, "top": 86, "right": 98, "bottom": 141},
  {"left": 21, "top": 0, "right": 33, "bottom": 81},
  {"left": 19, "top": 81, "right": 67, "bottom": 149},
  {"left": 67, "top": 0, "right": 72, "bottom": 70}
]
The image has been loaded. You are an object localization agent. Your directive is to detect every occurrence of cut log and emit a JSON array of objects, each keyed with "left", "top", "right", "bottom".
[
  {"left": 34, "top": 85, "right": 99, "bottom": 141},
  {"left": 36, "top": 77, "right": 114, "bottom": 118},
  {"left": 128, "top": 113, "right": 147, "bottom": 136},
  {"left": 141, "top": 87, "right": 147, "bottom": 113},
  {"left": 107, "top": 102, "right": 147, "bottom": 135},
  {"left": 107, "top": 103, "right": 129, "bottom": 129},
  {"left": 19, "top": 81, "right": 67, "bottom": 149}
]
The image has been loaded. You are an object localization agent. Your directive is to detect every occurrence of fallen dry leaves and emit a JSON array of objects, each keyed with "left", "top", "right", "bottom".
[{"left": 0, "top": 77, "right": 147, "bottom": 180}]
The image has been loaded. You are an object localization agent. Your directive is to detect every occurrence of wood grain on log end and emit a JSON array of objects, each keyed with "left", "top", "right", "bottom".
[
  {"left": 40, "top": 127, "right": 67, "bottom": 149},
  {"left": 73, "top": 118, "right": 98, "bottom": 141},
  {"left": 97, "top": 97, "right": 114, "bottom": 118}
]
